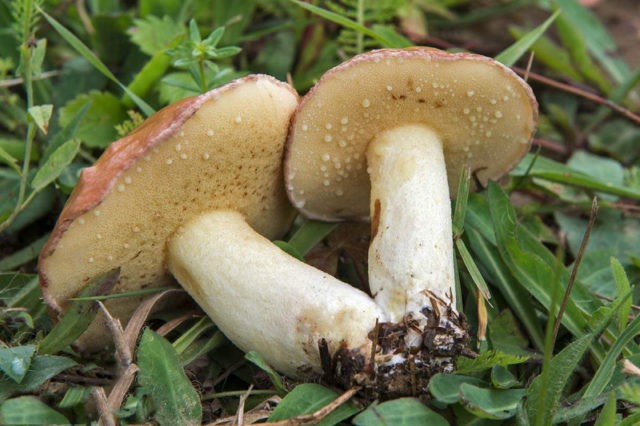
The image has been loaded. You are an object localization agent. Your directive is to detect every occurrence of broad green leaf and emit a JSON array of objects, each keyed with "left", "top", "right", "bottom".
[
  {"left": 38, "top": 269, "right": 119, "bottom": 355},
  {"left": 353, "top": 398, "right": 448, "bottom": 426},
  {"left": 27, "top": 105, "right": 53, "bottom": 135},
  {"left": 37, "top": 7, "right": 155, "bottom": 116},
  {"left": 567, "top": 150, "right": 624, "bottom": 201},
  {"left": 594, "top": 392, "right": 617, "bottom": 426},
  {"left": 526, "top": 334, "right": 592, "bottom": 425},
  {"left": 583, "top": 313, "right": 640, "bottom": 399},
  {"left": 556, "top": 14, "right": 611, "bottom": 94},
  {"left": 554, "top": 0, "right": 628, "bottom": 83},
  {"left": 488, "top": 310, "right": 531, "bottom": 356},
  {"left": 487, "top": 183, "right": 588, "bottom": 339},
  {"left": 428, "top": 373, "right": 487, "bottom": 404},
  {"left": 273, "top": 240, "right": 304, "bottom": 261},
  {"left": 128, "top": 16, "right": 183, "bottom": 55},
  {"left": 464, "top": 217, "right": 545, "bottom": 351},
  {"left": 58, "top": 91, "right": 127, "bottom": 148},
  {"left": 611, "top": 258, "right": 632, "bottom": 332},
  {"left": 459, "top": 384, "right": 526, "bottom": 420},
  {"left": 588, "top": 119, "right": 640, "bottom": 163},
  {"left": 268, "top": 383, "right": 359, "bottom": 425},
  {"left": 41, "top": 102, "right": 91, "bottom": 162},
  {"left": 30, "top": 139, "right": 81, "bottom": 192},
  {"left": 58, "top": 386, "right": 91, "bottom": 408},
  {"left": 137, "top": 329, "right": 202, "bottom": 425},
  {"left": 491, "top": 365, "right": 520, "bottom": 389},
  {"left": 0, "top": 345, "right": 36, "bottom": 383},
  {"left": 245, "top": 351, "right": 286, "bottom": 396},
  {"left": 0, "top": 355, "right": 77, "bottom": 402},
  {"left": 0, "top": 396, "right": 69, "bottom": 425},
  {"left": 495, "top": 10, "right": 560, "bottom": 66},
  {"left": 552, "top": 393, "right": 609, "bottom": 423}
]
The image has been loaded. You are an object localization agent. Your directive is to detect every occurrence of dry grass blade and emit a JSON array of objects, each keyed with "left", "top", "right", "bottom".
[
  {"left": 92, "top": 386, "right": 115, "bottom": 426},
  {"left": 123, "top": 288, "right": 184, "bottom": 353},
  {"left": 97, "top": 301, "right": 130, "bottom": 369},
  {"left": 261, "top": 387, "right": 361, "bottom": 426},
  {"left": 207, "top": 396, "right": 281, "bottom": 425},
  {"left": 233, "top": 385, "right": 254, "bottom": 425},
  {"left": 107, "top": 363, "right": 139, "bottom": 415},
  {"left": 156, "top": 311, "right": 202, "bottom": 336}
]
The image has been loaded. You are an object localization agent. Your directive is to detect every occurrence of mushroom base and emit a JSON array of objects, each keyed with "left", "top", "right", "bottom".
[{"left": 325, "top": 307, "right": 468, "bottom": 400}]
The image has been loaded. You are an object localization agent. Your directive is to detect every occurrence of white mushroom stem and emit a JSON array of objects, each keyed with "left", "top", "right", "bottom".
[
  {"left": 167, "top": 210, "right": 387, "bottom": 378},
  {"left": 367, "top": 124, "right": 456, "bottom": 324}
]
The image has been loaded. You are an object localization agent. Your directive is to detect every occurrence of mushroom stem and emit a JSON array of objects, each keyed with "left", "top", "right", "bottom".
[
  {"left": 367, "top": 124, "right": 457, "bottom": 323},
  {"left": 167, "top": 210, "right": 387, "bottom": 379}
]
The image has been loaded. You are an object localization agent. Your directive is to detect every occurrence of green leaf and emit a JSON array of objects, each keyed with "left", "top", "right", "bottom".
[
  {"left": 552, "top": 393, "right": 609, "bottom": 423},
  {"left": 0, "top": 396, "right": 69, "bottom": 425},
  {"left": 38, "top": 269, "right": 119, "bottom": 355},
  {"left": 495, "top": 10, "right": 560, "bottom": 66},
  {"left": 128, "top": 16, "right": 183, "bottom": 56},
  {"left": 287, "top": 220, "right": 339, "bottom": 257},
  {"left": 137, "top": 329, "right": 202, "bottom": 425},
  {"left": 353, "top": 398, "right": 449, "bottom": 426},
  {"left": 172, "top": 317, "right": 215, "bottom": 355},
  {"left": 58, "top": 91, "right": 127, "bottom": 148},
  {"left": 611, "top": 258, "right": 632, "bottom": 332},
  {"left": 428, "top": 373, "right": 488, "bottom": 404},
  {"left": 41, "top": 102, "right": 91, "bottom": 163},
  {"left": 27, "top": 105, "right": 53, "bottom": 135},
  {"left": 456, "top": 350, "right": 528, "bottom": 375},
  {"left": 0, "top": 146, "right": 20, "bottom": 174},
  {"left": 30, "top": 139, "right": 80, "bottom": 192},
  {"left": 526, "top": 334, "right": 592, "bottom": 425},
  {"left": 37, "top": 7, "right": 155, "bottom": 117},
  {"left": 245, "top": 351, "right": 286, "bottom": 396},
  {"left": 291, "top": 0, "right": 408, "bottom": 49},
  {"left": 488, "top": 310, "right": 531, "bottom": 356},
  {"left": 0, "top": 345, "right": 35, "bottom": 383},
  {"left": 457, "top": 238, "right": 491, "bottom": 301},
  {"left": 0, "top": 355, "right": 77, "bottom": 402},
  {"left": 487, "top": 183, "right": 590, "bottom": 340},
  {"left": 513, "top": 154, "right": 640, "bottom": 200},
  {"left": 459, "top": 384, "right": 526, "bottom": 420},
  {"left": 491, "top": 365, "right": 520, "bottom": 389},
  {"left": 58, "top": 386, "right": 91, "bottom": 409},
  {"left": 268, "top": 383, "right": 359, "bottom": 425},
  {"left": 583, "top": 313, "right": 640, "bottom": 399},
  {"left": 594, "top": 392, "right": 617, "bottom": 426},
  {"left": 0, "top": 233, "right": 48, "bottom": 272},
  {"left": 179, "top": 332, "right": 225, "bottom": 367}
]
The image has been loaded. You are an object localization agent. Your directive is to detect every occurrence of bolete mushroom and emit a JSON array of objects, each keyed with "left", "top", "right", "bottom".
[
  {"left": 38, "top": 75, "right": 301, "bottom": 351},
  {"left": 285, "top": 48, "right": 538, "bottom": 391}
]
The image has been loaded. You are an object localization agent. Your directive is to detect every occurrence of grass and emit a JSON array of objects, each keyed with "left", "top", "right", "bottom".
[{"left": 1, "top": 0, "right": 640, "bottom": 424}]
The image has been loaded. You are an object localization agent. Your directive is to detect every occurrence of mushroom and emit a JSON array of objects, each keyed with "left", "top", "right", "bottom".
[
  {"left": 285, "top": 48, "right": 538, "bottom": 390},
  {"left": 37, "top": 74, "right": 386, "bottom": 381},
  {"left": 38, "top": 75, "right": 300, "bottom": 351}
]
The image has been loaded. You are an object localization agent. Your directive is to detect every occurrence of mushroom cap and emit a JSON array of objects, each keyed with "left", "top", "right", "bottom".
[
  {"left": 284, "top": 48, "right": 538, "bottom": 221},
  {"left": 38, "top": 75, "right": 298, "bottom": 350}
]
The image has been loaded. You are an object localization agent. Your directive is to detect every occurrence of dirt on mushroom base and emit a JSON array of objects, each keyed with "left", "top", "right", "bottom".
[{"left": 298, "top": 300, "right": 468, "bottom": 401}]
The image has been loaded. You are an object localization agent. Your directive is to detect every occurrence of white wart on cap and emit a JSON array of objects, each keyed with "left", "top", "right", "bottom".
[{"left": 39, "top": 75, "right": 299, "bottom": 351}]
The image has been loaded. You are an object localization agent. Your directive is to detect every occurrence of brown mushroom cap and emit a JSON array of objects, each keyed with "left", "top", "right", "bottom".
[
  {"left": 285, "top": 48, "right": 538, "bottom": 221},
  {"left": 38, "top": 75, "right": 298, "bottom": 350}
]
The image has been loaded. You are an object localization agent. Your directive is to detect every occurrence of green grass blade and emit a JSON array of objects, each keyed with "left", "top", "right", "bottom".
[
  {"left": 456, "top": 238, "right": 491, "bottom": 301},
  {"left": 287, "top": 219, "right": 339, "bottom": 257},
  {"left": 495, "top": 10, "right": 560, "bottom": 66},
  {"left": 291, "top": 0, "right": 409, "bottom": 49},
  {"left": 611, "top": 258, "right": 632, "bottom": 332},
  {"left": 37, "top": 7, "right": 155, "bottom": 117},
  {"left": 38, "top": 269, "right": 119, "bottom": 355},
  {"left": 172, "top": 317, "right": 215, "bottom": 355}
]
